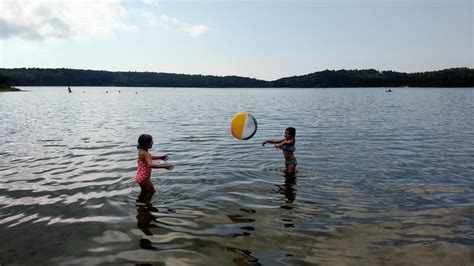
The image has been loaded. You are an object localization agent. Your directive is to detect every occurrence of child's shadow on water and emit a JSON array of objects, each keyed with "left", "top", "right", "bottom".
[
  {"left": 135, "top": 191, "right": 160, "bottom": 250},
  {"left": 275, "top": 175, "right": 297, "bottom": 204},
  {"left": 227, "top": 210, "right": 256, "bottom": 238}
]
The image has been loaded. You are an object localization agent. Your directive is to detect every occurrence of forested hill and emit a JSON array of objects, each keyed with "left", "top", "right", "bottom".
[
  {"left": 271, "top": 68, "right": 474, "bottom": 87},
  {"left": 0, "top": 68, "right": 473, "bottom": 88},
  {"left": 0, "top": 68, "right": 268, "bottom": 88}
]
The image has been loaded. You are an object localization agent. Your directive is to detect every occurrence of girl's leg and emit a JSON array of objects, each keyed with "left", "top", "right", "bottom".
[
  {"left": 138, "top": 179, "right": 156, "bottom": 204},
  {"left": 140, "top": 179, "right": 156, "bottom": 193},
  {"left": 287, "top": 163, "right": 296, "bottom": 175}
]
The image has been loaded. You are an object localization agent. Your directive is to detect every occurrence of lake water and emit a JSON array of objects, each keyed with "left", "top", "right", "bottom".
[{"left": 0, "top": 87, "right": 473, "bottom": 265}]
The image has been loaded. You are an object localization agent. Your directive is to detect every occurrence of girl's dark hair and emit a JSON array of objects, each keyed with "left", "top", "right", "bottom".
[
  {"left": 286, "top": 127, "right": 296, "bottom": 143},
  {"left": 137, "top": 134, "right": 153, "bottom": 150}
]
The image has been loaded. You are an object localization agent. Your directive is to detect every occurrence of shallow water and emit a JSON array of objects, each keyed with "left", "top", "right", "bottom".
[{"left": 0, "top": 87, "right": 473, "bottom": 265}]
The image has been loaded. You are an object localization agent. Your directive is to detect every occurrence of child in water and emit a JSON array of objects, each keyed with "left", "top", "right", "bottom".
[
  {"left": 262, "top": 127, "right": 297, "bottom": 175},
  {"left": 136, "top": 134, "right": 173, "bottom": 202}
]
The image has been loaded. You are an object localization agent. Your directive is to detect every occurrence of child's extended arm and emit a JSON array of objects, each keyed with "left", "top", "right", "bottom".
[
  {"left": 144, "top": 152, "right": 173, "bottom": 170},
  {"left": 262, "top": 139, "right": 285, "bottom": 146},
  {"left": 275, "top": 139, "right": 294, "bottom": 148},
  {"left": 152, "top": 155, "right": 168, "bottom": 160}
]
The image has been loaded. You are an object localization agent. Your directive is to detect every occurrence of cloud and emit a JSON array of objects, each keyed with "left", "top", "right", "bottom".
[
  {"left": 185, "top": 25, "right": 209, "bottom": 37},
  {"left": 143, "top": 0, "right": 159, "bottom": 6},
  {"left": 0, "top": 0, "right": 136, "bottom": 41},
  {"left": 157, "top": 14, "right": 209, "bottom": 37}
]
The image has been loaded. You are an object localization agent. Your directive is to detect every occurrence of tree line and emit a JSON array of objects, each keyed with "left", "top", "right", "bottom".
[{"left": 0, "top": 67, "right": 473, "bottom": 88}]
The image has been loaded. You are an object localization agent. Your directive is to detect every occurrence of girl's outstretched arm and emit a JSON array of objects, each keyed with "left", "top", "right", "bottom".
[
  {"left": 152, "top": 155, "right": 168, "bottom": 160},
  {"left": 275, "top": 139, "right": 294, "bottom": 148},
  {"left": 145, "top": 153, "right": 174, "bottom": 170},
  {"left": 262, "top": 139, "right": 285, "bottom": 146}
]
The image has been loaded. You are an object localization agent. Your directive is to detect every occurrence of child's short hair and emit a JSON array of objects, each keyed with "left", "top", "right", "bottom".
[{"left": 137, "top": 134, "right": 153, "bottom": 150}]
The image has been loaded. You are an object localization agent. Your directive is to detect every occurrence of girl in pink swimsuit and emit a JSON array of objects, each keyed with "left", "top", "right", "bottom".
[{"left": 136, "top": 134, "right": 174, "bottom": 197}]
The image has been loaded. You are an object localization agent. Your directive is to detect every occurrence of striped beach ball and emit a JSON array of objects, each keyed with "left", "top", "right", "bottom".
[{"left": 231, "top": 112, "right": 258, "bottom": 140}]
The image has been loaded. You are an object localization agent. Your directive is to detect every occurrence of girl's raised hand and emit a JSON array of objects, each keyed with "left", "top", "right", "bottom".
[
  {"left": 167, "top": 164, "right": 174, "bottom": 170},
  {"left": 163, "top": 155, "right": 169, "bottom": 161}
]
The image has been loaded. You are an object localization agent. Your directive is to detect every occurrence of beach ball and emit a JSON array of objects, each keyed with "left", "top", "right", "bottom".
[{"left": 231, "top": 112, "right": 258, "bottom": 140}]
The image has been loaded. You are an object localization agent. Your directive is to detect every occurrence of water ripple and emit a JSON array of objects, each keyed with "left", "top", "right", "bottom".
[{"left": 0, "top": 87, "right": 473, "bottom": 264}]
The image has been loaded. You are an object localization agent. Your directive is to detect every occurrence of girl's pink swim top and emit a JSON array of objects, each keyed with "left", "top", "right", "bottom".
[{"left": 135, "top": 159, "right": 152, "bottom": 184}]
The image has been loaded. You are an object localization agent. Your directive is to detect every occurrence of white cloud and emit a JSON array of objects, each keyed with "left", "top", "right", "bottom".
[
  {"left": 0, "top": 0, "right": 136, "bottom": 41},
  {"left": 159, "top": 14, "right": 183, "bottom": 28},
  {"left": 157, "top": 14, "right": 209, "bottom": 37},
  {"left": 143, "top": 0, "right": 159, "bottom": 7},
  {"left": 185, "top": 25, "right": 209, "bottom": 37}
]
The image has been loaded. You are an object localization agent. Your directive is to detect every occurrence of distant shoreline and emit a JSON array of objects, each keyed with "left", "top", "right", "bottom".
[
  {"left": 12, "top": 86, "right": 474, "bottom": 89},
  {"left": 1, "top": 67, "right": 473, "bottom": 88},
  {"left": 0, "top": 85, "right": 20, "bottom": 92}
]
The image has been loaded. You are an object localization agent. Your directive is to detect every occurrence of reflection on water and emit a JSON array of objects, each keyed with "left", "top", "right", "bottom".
[
  {"left": 0, "top": 87, "right": 473, "bottom": 264},
  {"left": 277, "top": 176, "right": 297, "bottom": 204},
  {"left": 135, "top": 190, "right": 158, "bottom": 250},
  {"left": 227, "top": 247, "right": 261, "bottom": 266}
]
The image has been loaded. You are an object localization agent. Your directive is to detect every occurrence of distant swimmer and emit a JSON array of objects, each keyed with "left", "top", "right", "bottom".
[
  {"left": 68, "top": 86, "right": 72, "bottom": 93},
  {"left": 386, "top": 89, "right": 392, "bottom": 92}
]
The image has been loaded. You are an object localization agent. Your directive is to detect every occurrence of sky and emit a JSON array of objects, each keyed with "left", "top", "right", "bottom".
[{"left": 0, "top": 0, "right": 472, "bottom": 80}]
